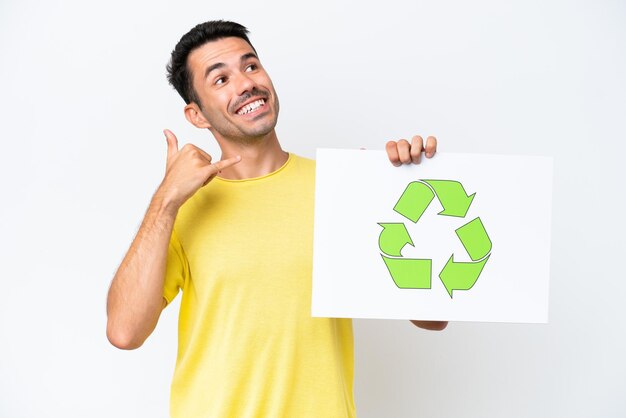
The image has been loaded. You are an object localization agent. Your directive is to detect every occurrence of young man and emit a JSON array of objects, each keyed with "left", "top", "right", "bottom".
[{"left": 106, "top": 20, "right": 446, "bottom": 418}]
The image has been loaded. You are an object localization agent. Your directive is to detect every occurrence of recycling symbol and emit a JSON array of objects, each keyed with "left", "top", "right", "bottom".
[{"left": 378, "top": 180, "right": 492, "bottom": 298}]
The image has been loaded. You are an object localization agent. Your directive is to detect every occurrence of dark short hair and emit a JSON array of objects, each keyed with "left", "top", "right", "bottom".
[{"left": 166, "top": 20, "right": 256, "bottom": 106}]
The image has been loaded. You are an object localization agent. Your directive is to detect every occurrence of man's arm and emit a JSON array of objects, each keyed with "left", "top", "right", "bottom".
[
  {"left": 106, "top": 191, "right": 178, "bottom": 350},
  {"left": 385, "top": 135, "right": 449, "bottom": 332},
  {"left": 106, "top": 130, "right": 240, "bottom": 349}
]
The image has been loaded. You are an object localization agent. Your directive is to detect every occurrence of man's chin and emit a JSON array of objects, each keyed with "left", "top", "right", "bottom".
[
  {"left": 210, "top": 114, "right": 278, "bottom": 144},
  {"left": 226, "top": 127, "right": 276, "bottom": 144},
  {"left": 241, "top": 120, "right": 278, "bottom": 140}
]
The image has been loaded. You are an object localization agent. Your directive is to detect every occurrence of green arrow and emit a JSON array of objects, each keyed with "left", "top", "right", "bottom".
[
  {"left": 455, "top": 217, "right": 492, "bottom": 261},
  {"left": 439, "top": 254, "right": 489, "bottom": 298},
  {"left": 423, "top": 180, "right": 475, "bottom": 217},
  {"left": 378, "top": 223, "right": 414, "bottom": 257},
  {"left": 381, "top": 255, "right": 431, "bottom": 289},
  {"left": 393, "top": 181, "right": 435, "bottom": 223}
]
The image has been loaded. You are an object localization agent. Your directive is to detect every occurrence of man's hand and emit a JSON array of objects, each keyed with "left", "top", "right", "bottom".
[
  {"left": 159, "top": 129, "right": 241, "bottom": 209},
  {"left": 385, "top": 135, "right": 437, "bottom": 166},
  {"left": 409, "top": 320, "right": 448, "bottom": 331},
  {"left": 385, "top": 134, "right": 448, "bottom": 331}
]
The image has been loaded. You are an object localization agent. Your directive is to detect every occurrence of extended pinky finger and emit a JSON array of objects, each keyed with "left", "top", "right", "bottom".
[
  {"left": 212, "top": 155, "right": 242, "bottom": 173},
  {"left": 201, "top": 156, "right": 242, "bottom": 186}
]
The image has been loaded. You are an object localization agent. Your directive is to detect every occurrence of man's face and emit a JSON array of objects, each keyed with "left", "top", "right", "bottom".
[{"left": 186, "top": 37, "right": 279, "bottom": 142}]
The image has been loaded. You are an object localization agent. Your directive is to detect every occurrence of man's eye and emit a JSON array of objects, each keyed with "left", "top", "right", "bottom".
[
  {"left": 215, "top": 76, "right": 226, "bottom": 85},
  {"left": 245, "top": 64, "right": 257, "bottom": 72}
]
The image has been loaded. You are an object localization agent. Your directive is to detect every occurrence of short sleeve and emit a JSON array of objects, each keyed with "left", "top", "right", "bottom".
[{"left": 163, "top": 227, "right": 189, "bottom": 306}]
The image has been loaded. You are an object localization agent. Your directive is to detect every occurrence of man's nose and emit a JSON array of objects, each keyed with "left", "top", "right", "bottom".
[{"left": 234, "top": 71, "right": 257, "bottom": 96}]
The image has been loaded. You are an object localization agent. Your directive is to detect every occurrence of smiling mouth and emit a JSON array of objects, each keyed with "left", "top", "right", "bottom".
[{"left": 236, "top": 99, "right": 266, "bottom": 116}]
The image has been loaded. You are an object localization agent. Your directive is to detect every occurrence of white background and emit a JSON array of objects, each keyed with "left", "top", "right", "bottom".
[{"left": 0, "top": 1, "right": 624, "bottom": 417}]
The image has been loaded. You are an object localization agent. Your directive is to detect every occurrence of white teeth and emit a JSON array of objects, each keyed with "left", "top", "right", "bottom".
[{"left": 237, "top": 99, "right": 265, "bottom": 115}]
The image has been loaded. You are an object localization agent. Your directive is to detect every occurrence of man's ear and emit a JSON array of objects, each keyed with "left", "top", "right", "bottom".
[{"left": 184, "top": 102, "right": 212, "bottom": 129}]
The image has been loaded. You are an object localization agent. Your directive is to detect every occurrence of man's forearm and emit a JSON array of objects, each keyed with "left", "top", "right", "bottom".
[{"left": 106, "top": 189, "right": 179, "bottom": 349}]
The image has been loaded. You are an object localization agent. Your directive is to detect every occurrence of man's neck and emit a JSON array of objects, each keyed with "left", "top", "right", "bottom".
[{"left": 214, "top": 130, "right": 289, "bottom": 180}]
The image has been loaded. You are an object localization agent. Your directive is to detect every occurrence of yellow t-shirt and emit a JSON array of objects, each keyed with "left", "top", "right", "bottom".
[{"left": 163, "top": 154, "right": 355, "bottom": 418}]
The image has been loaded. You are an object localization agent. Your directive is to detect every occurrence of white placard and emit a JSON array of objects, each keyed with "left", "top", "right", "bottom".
[{"left": 312, "top": 149, "right": 553, "bottom": 323}]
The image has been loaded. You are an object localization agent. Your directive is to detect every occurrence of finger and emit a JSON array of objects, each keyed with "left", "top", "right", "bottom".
[
  {"left": 179, "top": 143, "right": 214, "bottom": 166},
  {"left": 425, "top": 136, "right": 437, "bottom": 158},
  {"left": 194, "top": 146, "right": 213, "bottom": 164},
  {"left": 201, "top": 156, "right": 241, "bottom": 186},
  {"left": 397, "top": 139, "right": 411, "bottom": 164},
  {"left": 164, "top": 129, "right": 179, "bottom": 160},
  {"left": 386, "top": 141, "right": 401, "bottom": 166},
  {"left": 410, "top": 135, "right": 424, "bottom": 164},
  {"left": 210, "top": 155, "right": 242, "bottom": 175}
]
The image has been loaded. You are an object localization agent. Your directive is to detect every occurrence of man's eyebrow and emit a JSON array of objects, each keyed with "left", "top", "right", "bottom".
[
  {"left": 203, "top": 53, "right": 259, "bottom": 79},
  {"left": 241, "top": 52, "right": 258, "bottom": 62},
  {"left": 204, "top": 62, "right": 225, "bottom": 79}
]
